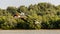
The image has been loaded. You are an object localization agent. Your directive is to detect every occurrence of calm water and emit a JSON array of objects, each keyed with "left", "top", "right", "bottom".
[{"left": 0, "top": 30, "right": 60, "bottom": 34}]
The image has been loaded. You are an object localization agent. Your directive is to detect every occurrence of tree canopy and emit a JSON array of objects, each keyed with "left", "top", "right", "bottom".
[{"left": 0, "top": 2, "right": 60, "bottom": 29}]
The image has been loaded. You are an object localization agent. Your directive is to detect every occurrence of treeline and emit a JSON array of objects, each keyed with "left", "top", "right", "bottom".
[{"left": 0, "top": 2, "right": 60, "bottom": 29}]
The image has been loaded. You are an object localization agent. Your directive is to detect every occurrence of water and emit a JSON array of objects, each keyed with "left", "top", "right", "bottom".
[{"left": 0, "top": 30, "right": 60, "bottom": 34}]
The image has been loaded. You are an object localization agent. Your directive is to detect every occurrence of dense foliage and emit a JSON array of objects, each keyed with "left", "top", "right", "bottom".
[{"left": 0, "top": 3, "right": 60, "bottom": 29}]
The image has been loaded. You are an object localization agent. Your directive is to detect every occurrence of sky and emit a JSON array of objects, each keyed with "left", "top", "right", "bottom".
[{"left": 0, "top": 0, "right": 60, "bottom": 9}]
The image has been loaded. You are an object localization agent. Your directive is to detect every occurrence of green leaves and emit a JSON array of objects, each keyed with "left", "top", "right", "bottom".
[
  {"left": 0, "top": 2, "right": 60, "bottom": 29},
  {"left": 0, "top": 16, "right": 17, "bottom": 29}
]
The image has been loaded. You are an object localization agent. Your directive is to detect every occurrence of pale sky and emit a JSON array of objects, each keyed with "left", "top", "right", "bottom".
[{"left": 0, "top": 0, "right": 60, "bottom": 9}]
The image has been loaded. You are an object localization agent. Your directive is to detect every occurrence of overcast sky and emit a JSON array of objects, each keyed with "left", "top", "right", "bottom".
[{"left": 0, "top": 0, "right": 60, "bottom": 9}]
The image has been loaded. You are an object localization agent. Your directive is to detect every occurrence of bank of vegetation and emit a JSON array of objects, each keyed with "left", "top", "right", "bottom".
[{"left": 0, "top": 3, "right": 60, "bottom": 29}]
